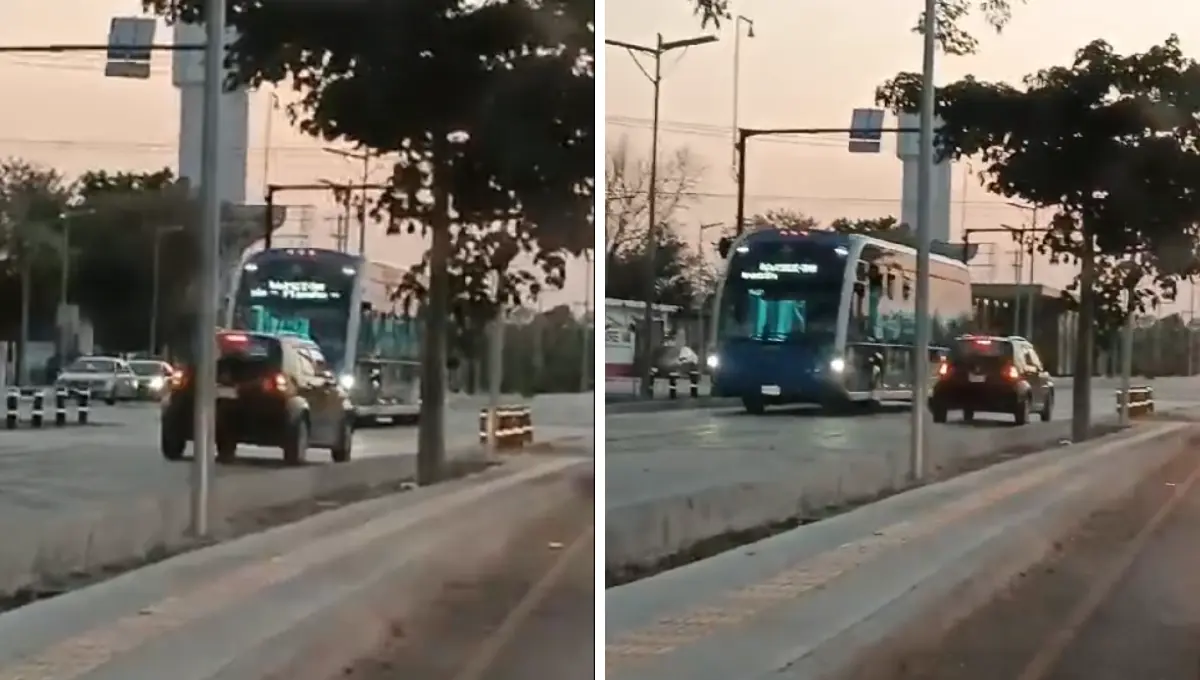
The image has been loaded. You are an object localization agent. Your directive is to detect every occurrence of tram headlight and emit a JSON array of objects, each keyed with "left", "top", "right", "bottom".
[
  {"left": 338, "top": 374, "right": 356, "bottom": 390},
  {"left": 829, "top": 357, "right": 845, "bottom": 373},
  {"left": 706, "top": 354, "right": 719, "bottom": 369}
]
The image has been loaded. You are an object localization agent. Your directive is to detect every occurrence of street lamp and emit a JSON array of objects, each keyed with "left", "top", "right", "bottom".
[
  {"left": 605, "top": 32, "right": 718, "bottom": 398},
  {"left": 910, "top": 0, "right": 938, "bottom": 482},
  {"left": 149, "top": 224, "right": 186, "bottom": 354},
  {"left": 731, "top": 16, "right": 754, "bottom": 173}
]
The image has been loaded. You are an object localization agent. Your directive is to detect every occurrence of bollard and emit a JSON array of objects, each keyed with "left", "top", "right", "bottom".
[
  {"left": 75, "top": 389, "right": 90, "bottom": 425},
  {"left": 667, "top": 373, "right": 678, "bottom": 399},
  {"left": 689, "top": 370, "right": 700, "bottom": 398},
  {"left": 4, "top": 389, "right": 17, "bottom": 430},
  {"left": 54, "top": 388, "right": 68, "bottom": 426},
  {"left": 30, "top": 391, "right": 44, "bottom": 428}
]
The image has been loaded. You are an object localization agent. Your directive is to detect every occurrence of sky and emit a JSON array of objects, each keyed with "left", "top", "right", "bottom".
[
  {"left": 604, "top": 0, "right": 1200, "bottom": 316},
  {"left": 0, "top": 0, "right": 590, "bottom": 314}
]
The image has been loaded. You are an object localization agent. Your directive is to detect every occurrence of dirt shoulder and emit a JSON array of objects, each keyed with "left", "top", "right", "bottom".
[{"left": 845, "top": 432, "right": 1200, "bottom": 680}]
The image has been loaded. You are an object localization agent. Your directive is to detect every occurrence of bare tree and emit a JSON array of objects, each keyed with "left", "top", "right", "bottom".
[{"left": 604, "top": 137, "right": 704, "bottom": 266}]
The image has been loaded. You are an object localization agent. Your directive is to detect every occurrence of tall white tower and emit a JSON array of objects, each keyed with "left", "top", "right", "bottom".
[
  {"left": 896, "top": 112, "right": 953, "bottom": 243},
  {"left": 171, "top": 21, "right": 248, "bottom": 205}
]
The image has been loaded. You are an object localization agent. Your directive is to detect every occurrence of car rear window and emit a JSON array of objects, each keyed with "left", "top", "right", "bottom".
[
  {"left": 951, "top": 338, "right": 1013, "bottom": 368},
  {"left": 216, "top": 334, "right": 282, "bottom": 383}
]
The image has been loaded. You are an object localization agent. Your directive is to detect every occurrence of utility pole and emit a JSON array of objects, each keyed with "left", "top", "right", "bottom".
[
  {"left": 605, "top": 32, "right": 719, "bottom": 399},
  {"left": 191, "top": 0, "right": 228, "bottom": 538},
  {"left": 324, "top": 147, "right": 374, "bottom": 254},
  {"left": 911, "top": 0, "right": 938, "bottom": 482}
]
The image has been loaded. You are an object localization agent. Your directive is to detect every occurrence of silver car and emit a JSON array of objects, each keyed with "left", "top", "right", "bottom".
[
  {"left": 55, "top": 357, "right": 140, "bottom": 405},
  {"left": 128, "top": 360, "right": 175, "bottom": 400}
]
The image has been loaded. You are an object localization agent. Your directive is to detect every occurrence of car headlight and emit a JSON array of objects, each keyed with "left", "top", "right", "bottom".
[
  {"left": 829, "top": 357, "right": 846, "bottom": 373},
  {"left": 149, "top": 376, "right": 165, "bottom": 390},
  {"left": 706, "top": 354, "right": 719, "bottom": 369},
  {"left": 338, "top": 374, "right": 355, "bottom": 390}
]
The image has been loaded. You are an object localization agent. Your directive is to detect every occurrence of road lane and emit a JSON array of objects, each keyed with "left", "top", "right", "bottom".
[
  {"left": 0, "top": 395, "right": 593, "bottom": 516},
  {"left": 606, "top": 380, "right": 1200, "bottom": 509}
]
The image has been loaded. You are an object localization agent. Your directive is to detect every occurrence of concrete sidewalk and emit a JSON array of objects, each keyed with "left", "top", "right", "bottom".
[
  {"left": 606, "top": 421, "right": 1195, "bottom": 680},
  {"left": 0, "top": 454, "right": 593, "bottom": 680}
]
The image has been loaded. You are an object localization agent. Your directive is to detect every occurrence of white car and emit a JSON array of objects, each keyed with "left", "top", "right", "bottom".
[{"left": 55, "top": 357, "right": 140, "bottom": 405}]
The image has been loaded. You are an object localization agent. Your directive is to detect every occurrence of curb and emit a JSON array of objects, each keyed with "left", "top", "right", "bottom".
[
  {"left": 606, "top": 397, "right": 739, "bottom": 415},
  {"left": 0, "top": 436, "right": 588, "bottom": 597}
]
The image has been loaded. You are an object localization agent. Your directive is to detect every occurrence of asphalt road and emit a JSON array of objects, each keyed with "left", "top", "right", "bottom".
[
  {"left": 335, "top": 473, "right": 595, "bottom": 680},
  {"left": 849, "top": 427, "right": 1200, "bottom": 680},
  {"left": 606, "top": 377, "right": 1200, "bottom": 509},
  {"left": 0, "top": 394, "right": 593, "bottom": 516}
]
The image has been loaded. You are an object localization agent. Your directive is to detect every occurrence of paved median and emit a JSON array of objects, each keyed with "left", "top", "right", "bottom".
[
  {"left": 0, "top": 454, "right": 594, "bottom": 680},
  {"left": 605, "top": 383, "right": 1200, "bottom": 578},
  {"left": 605, "top": 420, "right": 1195, "bottom": 680},
  {"left": 0, "top": 398, "right": 593, "bottom": 599}
]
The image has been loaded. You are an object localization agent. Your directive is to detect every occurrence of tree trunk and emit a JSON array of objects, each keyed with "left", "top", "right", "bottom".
[
  {"left": 1071, "top": 227, "right": 1095, "bottom": 442},
  {"left": 18, "top": 259, "right": 31, "bottom": 386},
  {"left": 417, "top": 141, "right": 450, "bottom": 485}
]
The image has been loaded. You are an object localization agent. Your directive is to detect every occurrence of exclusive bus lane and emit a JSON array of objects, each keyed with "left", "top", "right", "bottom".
[
  {"left": 0, "top": 395, "right": 593, "bottom": 517},
  {"left": 605, "top": 380, "right": 1200, "bottom": 510}
]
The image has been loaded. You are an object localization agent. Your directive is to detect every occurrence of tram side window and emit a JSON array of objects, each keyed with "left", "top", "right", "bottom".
[{"left": 850, "top": 251, "right": 885, "bottom": 342}]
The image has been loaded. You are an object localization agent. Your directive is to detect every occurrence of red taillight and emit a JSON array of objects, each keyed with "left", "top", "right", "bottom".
[
  {"left": 937, "top": 362, "right": 950, "bottom": 378},
  {"left": 1004, "top": 364, "right": 1020, "bottom": 380},
  {"left": 169, "top": 368, "right": 188, "bottom": 390},
  {"left": 262, "top": 372, "right": 288, "bottom": 393}
]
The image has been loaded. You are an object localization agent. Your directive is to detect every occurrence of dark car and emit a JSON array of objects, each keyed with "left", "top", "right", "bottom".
[
  {"left": 929, "top": 335, "right": 1054, "bottom": 425},
  {"left": 160, "top": 331, "right": 354, "bottom": 465}
]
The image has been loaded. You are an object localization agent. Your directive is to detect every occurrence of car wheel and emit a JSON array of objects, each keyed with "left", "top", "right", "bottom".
[
  {"left": 283, "top": 417, "right": 309, "bottom": 466},
  {"left": 160, "top": 426, "right": 186, "bottom": 461},
  {"left": 963, "top": 409, "right": 975, "bottom": 423},
  {"left": 1015, "top": 396, "right": 1031, "bottom": 426},
  {"left": 932, "top": 406, "right": 948, "bottom": 423},
  {"left": 331, "top": 418, "right": 353, "bottom": 463},
  {"left": 216, "top": 436, "right": 238, "bottom": 464},
  {"left": 105, "top": 390, "right": 116, "bottom": 406},
  {"left": 1040, "top": 392, "right": 1053, "bottom": 422},
  {"left": 742, "top": 397, "right": 765, "bottom": 415}
]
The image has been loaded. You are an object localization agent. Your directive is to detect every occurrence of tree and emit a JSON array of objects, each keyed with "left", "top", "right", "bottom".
[
  {"left": 143, "top": 0, "right": 595, "bottom": 483},
  {"left": 875, "top": 35, "right": 1200, "bottom": 440},
  {"left": 70, "top": 168, "right": 195, "bottom": 353},
  {"left": 394, "top": 215, "right": 556, "bottom": 392},
  {"left": 0, "top": 159, "right": 72, "bottom": 383},
  {"left": 604, "top": 140, "right": 706, "bottom": 311},
  {"left": 688, "top": 0, "right": 1023, "bottom": 55},
  {"left": 605, "top": 138, "right": 702, "bottom": 270},
  {"left": 747, "top": 208, "right": 818, "bottom": 231},
  {"left": 829, "top": 215, "right": 903, "bottom": 235}
]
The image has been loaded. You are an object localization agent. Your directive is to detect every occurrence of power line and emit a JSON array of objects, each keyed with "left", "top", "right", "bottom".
[
  {"left": 608, "top": 188, "right": 1033, "bottom": 208},
  {"left": 0, "top": 136, "right": 349, "bottom": 157},
  {"left": 606, "top": 115, "right": 850, "bottom": 149}
]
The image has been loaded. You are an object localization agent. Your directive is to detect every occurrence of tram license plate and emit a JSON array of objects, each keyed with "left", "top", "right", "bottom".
[
  {"left": 761, "top": 385, "right": 781, "bottom": 396},
  {"left": 216, "top": 386, "right": 238, "bottom": 399}
]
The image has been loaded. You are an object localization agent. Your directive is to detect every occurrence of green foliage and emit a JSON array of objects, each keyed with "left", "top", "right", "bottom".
[
  {"left": 875, "top": 36, "right": 1200, "bottom": 329},
  {"left": 394, "top": 217, "right": 559, "bottom": 368},
  {"left": 69, "top": 168, "right": 195, "bottom": 352},
  {"left": 142, "top": 0, "right": 594, "bottom": 260},
  {"left": 606, "top": 225, "right": 703, "bottom": 310},
  {"left": 687, "top": 0, "right": 1022, "bottom": 54},
  {"left": 829, "top": 215, "right": 902, "bottom": 234}
]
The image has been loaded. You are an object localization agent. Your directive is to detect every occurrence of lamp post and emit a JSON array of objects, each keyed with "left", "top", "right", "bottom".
[
  {"left": 910, "top": 0, "right": 938, "bottom": 482},
  {"left": 731, "top": 15, "right": 754, "bottom": 173},
  {"left": 605, "top": 32, "right": 719, "bottom": 398},
  {"left": 149, "top": 224, "right": 186, "bottom": 354}
]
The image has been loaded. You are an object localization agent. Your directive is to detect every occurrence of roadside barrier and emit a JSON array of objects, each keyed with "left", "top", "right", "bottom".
[
  {"left": 477, "top": 405, "right": 534, "bottom": 450},
  {"left": 5, "top": 387, "right": 91, "bottom": 429},
  {"left": 1115, "top": 385, "right": 1154, "bottom": 418},
  {"left": 664, "top": 370, "right": 703, "bottom": 399}
]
